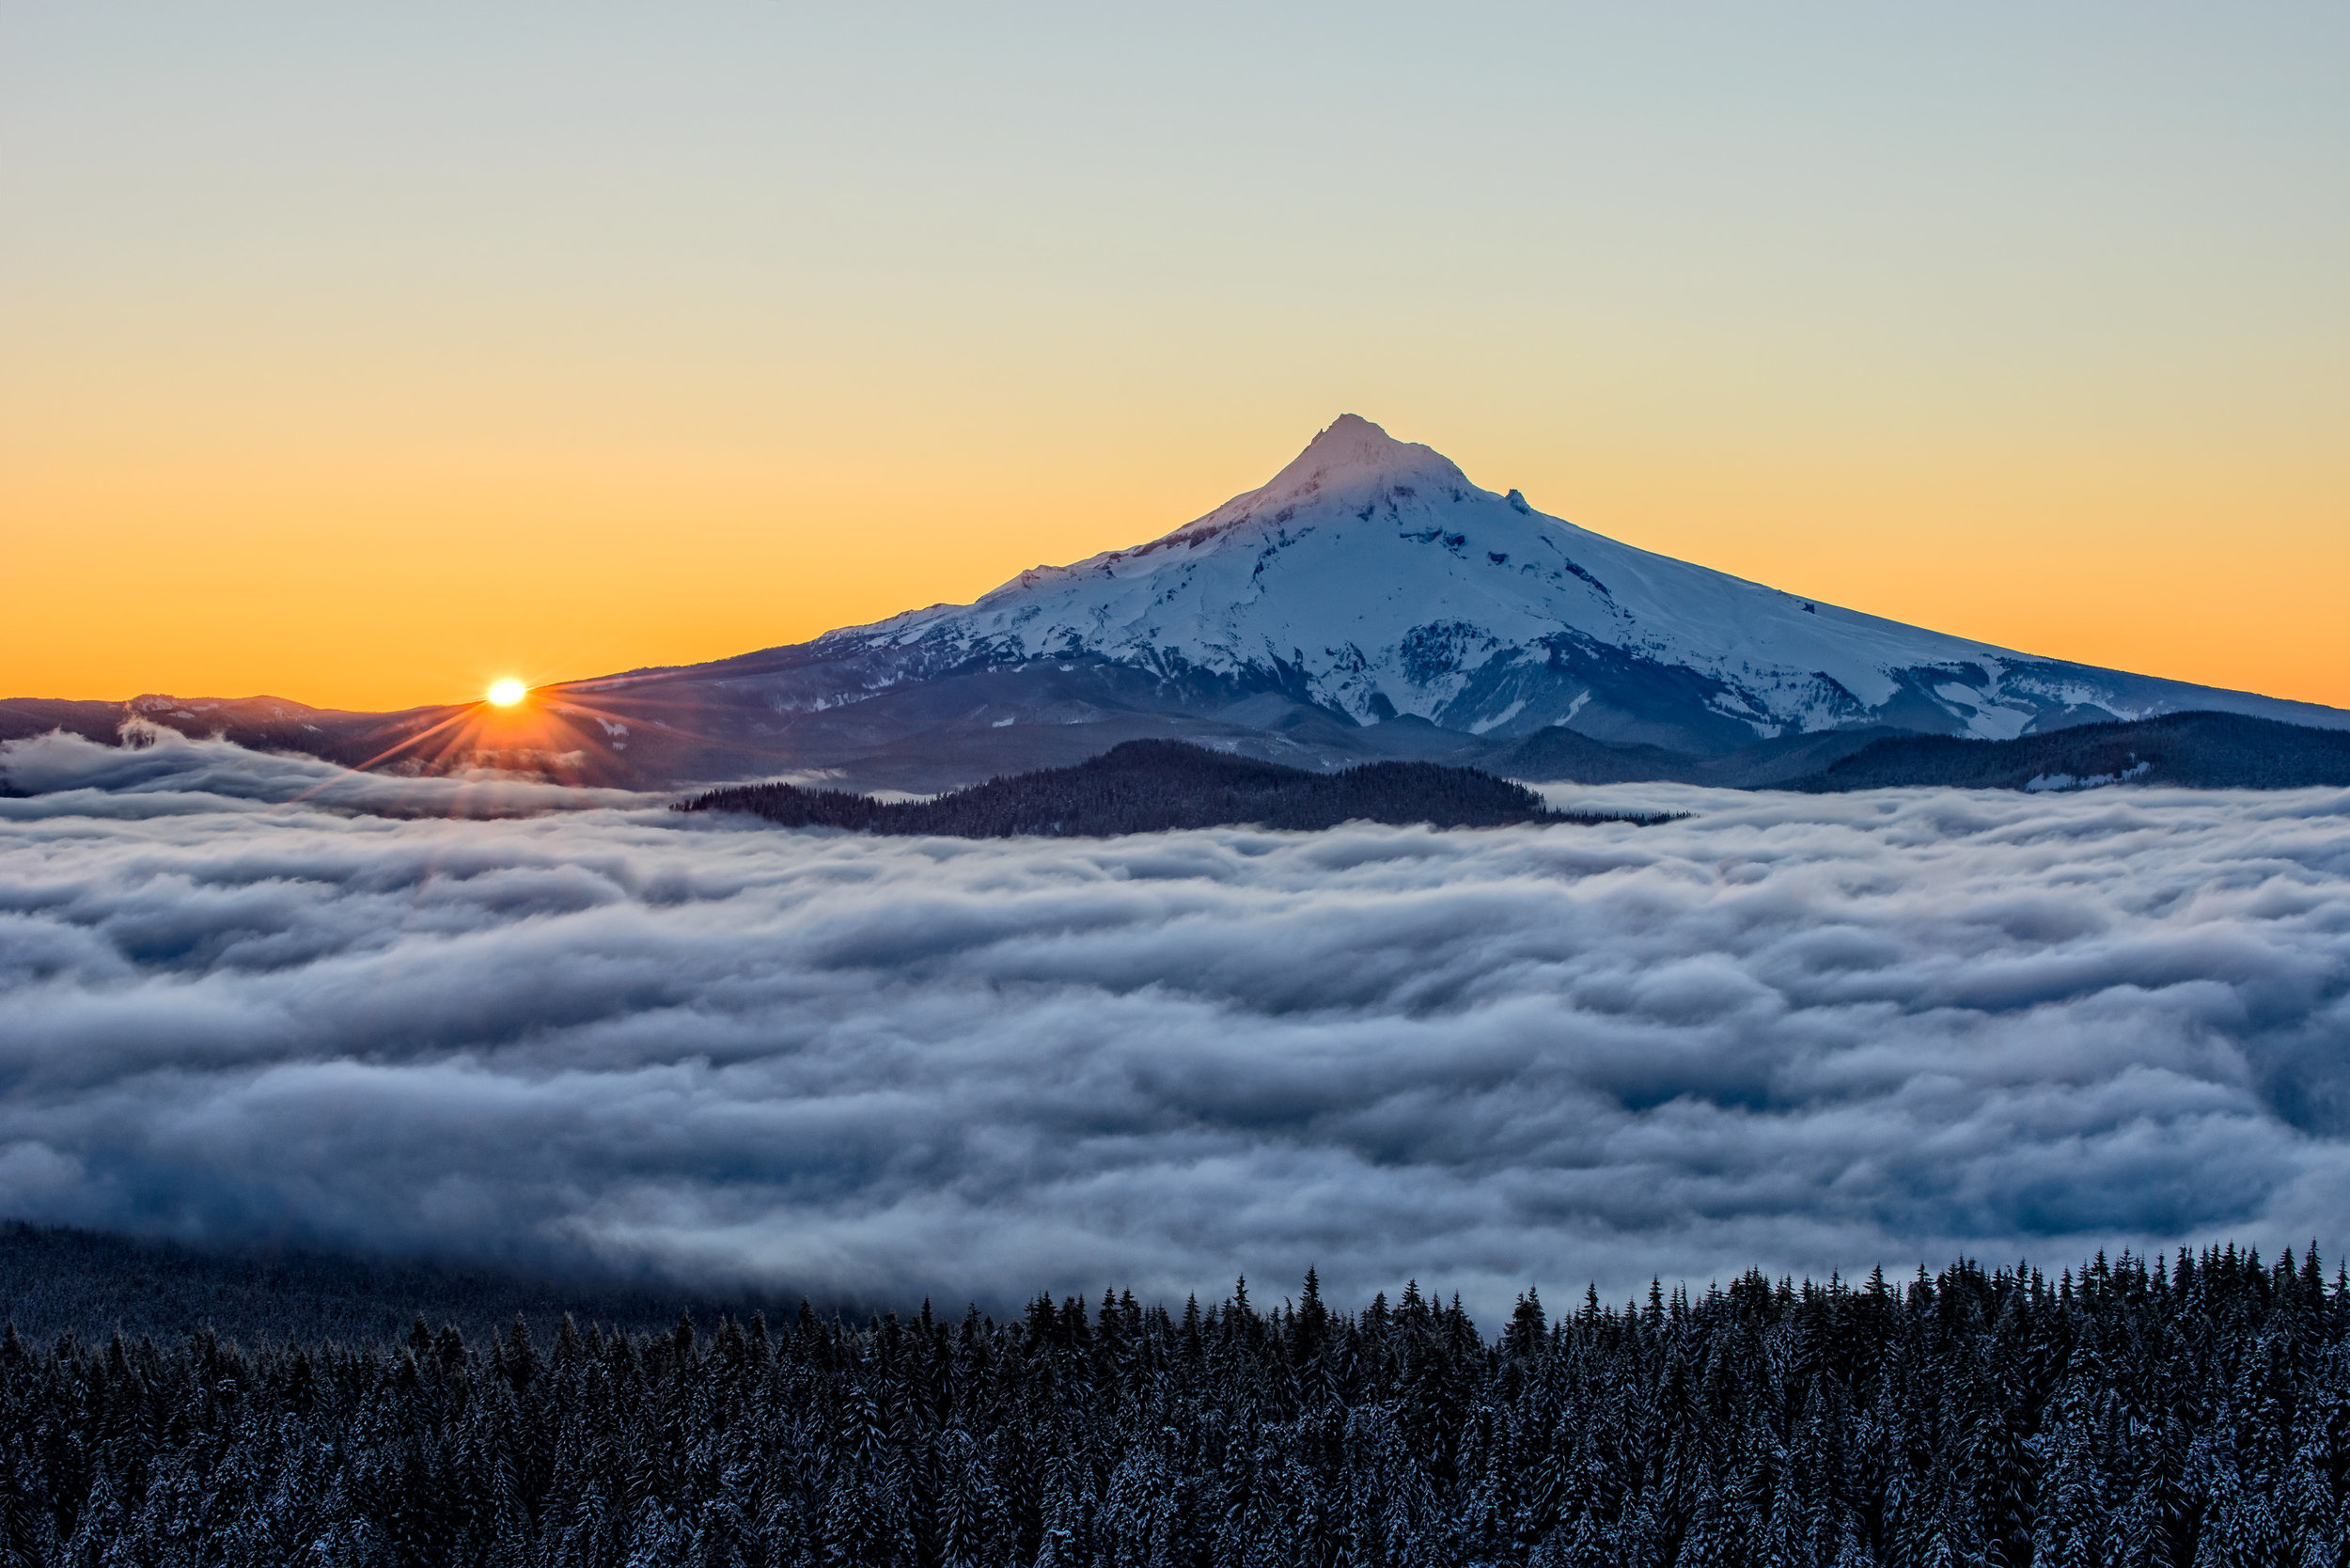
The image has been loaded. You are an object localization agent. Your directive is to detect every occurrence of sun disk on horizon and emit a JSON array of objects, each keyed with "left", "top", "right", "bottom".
[{"left": 486, "top": 679, "right": 526, "bottom": 707}]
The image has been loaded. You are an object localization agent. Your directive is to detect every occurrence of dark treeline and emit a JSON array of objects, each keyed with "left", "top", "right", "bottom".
[
  {"left": 4, "top": 1246, "right": 2348, "bottom": 1566},
  {"left": 1478, "top": 711, "right": 2350, "bottom": 792},
  {"left": 1798, "top": 712, "right": 2350, "bottom": 793},
  {"left": 676, "top": 739, "right": 1672, "bottom": 837}
]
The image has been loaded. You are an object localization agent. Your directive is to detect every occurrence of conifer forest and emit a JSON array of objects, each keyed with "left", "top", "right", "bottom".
[
  {"left": 4, "top": 1245, "right": 2346, "bottom": 1566},
  {"left": 673, "top": 741, "right": 1672, "bottom": 837}
]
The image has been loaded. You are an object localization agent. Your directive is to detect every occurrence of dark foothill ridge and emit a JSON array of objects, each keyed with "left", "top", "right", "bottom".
[
  {"left": 9, "top": 699, "right": 2345, "bottom": 800},
  {"left": 1487, "top": 711, "right": 2350, "bottom": 792},
  {"left": 674, "top": 738, "right": 1679, "bottom": 836},
  {"left": 1785, "top": 711, "right": 2350, "bottom": 792}
]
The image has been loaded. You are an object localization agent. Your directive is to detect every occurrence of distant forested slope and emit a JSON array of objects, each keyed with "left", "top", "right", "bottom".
[
  {"left": 678, "top": 738, "right": 1670, "bottom": 835},
  {"left": 0, "top": 1221, "right": 791, "bottom": 1348},
  {"left": 0, "top": 1231, "right": 2344, "bottom": 1565},
  {"left": 1486, "top": 724, "right": 1904, "bottom": 787},
  {"left": 1796, "top": 710, "right": 2350, "bottom": 792}
]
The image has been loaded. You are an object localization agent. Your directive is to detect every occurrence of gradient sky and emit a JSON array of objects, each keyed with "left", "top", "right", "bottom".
[{"left": 5, "top": 2, "right": 2344, "bottom": 712}]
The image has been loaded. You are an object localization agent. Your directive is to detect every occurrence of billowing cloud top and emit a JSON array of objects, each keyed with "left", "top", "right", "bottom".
[{"left": 5, "top": 728, "right": 2349, "bottom": 1316}]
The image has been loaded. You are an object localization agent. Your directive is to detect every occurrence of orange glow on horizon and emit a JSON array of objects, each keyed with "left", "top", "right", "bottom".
[
  {"left": 486, "top": 679, "right": 526, "bottom": 707},
  {"left": 3, "top": 421, "right": 2342, "bottom": 715}
]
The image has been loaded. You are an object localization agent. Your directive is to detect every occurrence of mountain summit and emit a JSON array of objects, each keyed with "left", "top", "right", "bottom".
[
  {"left": 12, "top": 416, "right": 2343, "bottom": 792},
  {"left": 1236, "top": 412, "right": 1466, "bottom": 497}
]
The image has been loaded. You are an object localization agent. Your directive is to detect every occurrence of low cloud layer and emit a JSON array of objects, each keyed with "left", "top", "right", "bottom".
[{"left": 6, "top": 728, "right": 2350, "bottom": 1317}]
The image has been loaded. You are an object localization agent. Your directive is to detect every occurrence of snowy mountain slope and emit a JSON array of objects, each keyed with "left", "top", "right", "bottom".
[{"left": 776, "top": 415, "right": 2344, "bottom": 755}]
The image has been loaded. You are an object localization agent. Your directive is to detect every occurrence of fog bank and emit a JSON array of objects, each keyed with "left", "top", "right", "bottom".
[{"left": 6, "top": 729, "right": 2348, "bottom": 1316}]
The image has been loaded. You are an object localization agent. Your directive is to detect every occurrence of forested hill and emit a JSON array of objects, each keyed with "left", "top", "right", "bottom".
[
  {"left": 676, "top": 739, "right": 1668, "bottom": 835},
  {"left": 1, "top": 1241, "right": 2345, "bottom": 1565},
  {"left": 1795, "top": 710, "right": 2350, "bottom": 792}
]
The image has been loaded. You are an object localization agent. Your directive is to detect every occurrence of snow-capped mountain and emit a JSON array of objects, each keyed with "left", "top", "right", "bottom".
[
  {"left": 24, "top": 416, "right": 2338, "bottom": 793},
  {"left": 774, "top": 415, "right": 2339, "bottom": 758}
]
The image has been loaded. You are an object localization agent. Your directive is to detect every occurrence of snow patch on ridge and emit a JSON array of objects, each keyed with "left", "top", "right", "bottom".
[{"left": 2026, "top": 760, "right": 2154, "bottom": 792}]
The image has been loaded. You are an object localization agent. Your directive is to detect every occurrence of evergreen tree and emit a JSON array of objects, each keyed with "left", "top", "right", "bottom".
[{"left": 0, "top": 1243, "right": 2338, "bottom": 1564}]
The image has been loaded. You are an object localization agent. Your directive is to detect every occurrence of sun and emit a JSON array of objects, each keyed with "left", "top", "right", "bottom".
[{"left": 485, "top": 679, "right": 527, "bottom": 707}]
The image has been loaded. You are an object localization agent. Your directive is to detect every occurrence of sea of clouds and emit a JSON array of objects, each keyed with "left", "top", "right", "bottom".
[{"left": 5, "top": 727, "right": 2349, "bottom": 1319}]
